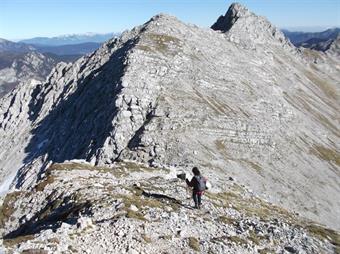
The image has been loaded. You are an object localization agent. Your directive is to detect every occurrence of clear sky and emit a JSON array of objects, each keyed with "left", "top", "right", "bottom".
[{"left": 1, "top": 0, "right": 339, "bottom": 40}]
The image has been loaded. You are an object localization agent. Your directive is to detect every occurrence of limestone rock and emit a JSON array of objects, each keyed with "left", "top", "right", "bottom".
[
  {"left": 0, "top": 3, "right": 339, "bottom": 234},
  {"left": 211, "top": 3, "right": 294, "bottom": 50}
]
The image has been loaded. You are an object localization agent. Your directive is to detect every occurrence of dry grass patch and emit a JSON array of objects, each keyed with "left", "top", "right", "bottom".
[
  {"left": 311, "top": 145, "right": 340, "bottom": 166},
  {"left": 206, "top": 190, "right": 294, "bottom": 222},
  {"left": 35, "top": 175, "right": 55, "bottom": 192},
  {"left": 3, "top": 234, "right": 35, "bottom": 248},
  {"left": 217, "top": 215, "right": 237, "bottom": 225},
  {"left": 188, "top": 237, "right": 200, "bottom": 251},
  {"left": 126, "top": 209, "right": 147, "bottom": 221},
  {"left": 141, "top": 234, "right": 152, "bottom": 243},
  {"left": 138, "top": 33, "right": 181, "bottom": 55},
  {"left": 258, "top": 248, "right": 275, "bottom": 254},
  {"left": 0, "top": 191, "right": 23, "bottom": 227},
  {"left": 305, "top": 223, "right": 340, "bottom": 250},
  {"left": 304, "top": 70, "right": 338, "bottom": 100},
  {"left": 242, "top": 159, "right": 263, "bottom": 174},
  {"left": 247, "top": 230, "right": 267, "bottom": 245},
  {"left": 227, "top": 235, "right": 248, "bottom": 246},
  {"left": 47, "top": 161, "right": 160, "bottom": 179}
]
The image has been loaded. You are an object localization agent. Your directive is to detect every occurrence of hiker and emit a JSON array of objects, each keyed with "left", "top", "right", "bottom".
[{"left": 186, "top": 167, "right": 206, "bottom": 209}]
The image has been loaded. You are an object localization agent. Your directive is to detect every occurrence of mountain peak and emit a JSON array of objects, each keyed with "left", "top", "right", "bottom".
[
  {"left": 145, "top": 13, "right": 182, "bottom": 28},
  {"left": 211, "top": 3, "right": 251, "bottom": 32},
  {"left": 0, "top": 4, "right": 340, "bottom": 246},
  {"left": 211, "top": 3, "right": 293, "bottom": 48}
]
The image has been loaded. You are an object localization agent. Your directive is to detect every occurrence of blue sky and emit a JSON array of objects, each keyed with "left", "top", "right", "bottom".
[{"left": 1, "top": 0, "right": 339, "bottom": 40}]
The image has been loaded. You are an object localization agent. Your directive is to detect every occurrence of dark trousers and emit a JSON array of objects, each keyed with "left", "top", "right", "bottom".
[{"left": 193, "top": 191, "right": 202, "bottom": 208}]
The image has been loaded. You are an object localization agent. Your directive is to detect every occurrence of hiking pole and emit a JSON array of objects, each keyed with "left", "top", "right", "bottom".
[{"left": 176, "top": 172, "right": 191, "bottom": 204}]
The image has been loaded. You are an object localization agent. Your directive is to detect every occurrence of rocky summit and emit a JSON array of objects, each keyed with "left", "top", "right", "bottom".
[{"left": 0, "top": 3, "right": 339, "bottom": 253}]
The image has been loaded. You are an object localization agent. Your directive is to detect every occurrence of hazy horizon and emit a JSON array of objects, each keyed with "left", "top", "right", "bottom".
[
  {"left": 1, "top": 0, "right": 339, "bottom": 41},
  {"left": 4, "top": 25, "right": 337, "bottom": 42}
]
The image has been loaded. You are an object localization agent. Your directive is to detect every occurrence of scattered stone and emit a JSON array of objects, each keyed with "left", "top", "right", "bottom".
[
  {"left": 284, "top": 246, "right": 298, "bottom": 253},
  {"left": 130, "top": 205, "right": 139, "bottom": 212}
]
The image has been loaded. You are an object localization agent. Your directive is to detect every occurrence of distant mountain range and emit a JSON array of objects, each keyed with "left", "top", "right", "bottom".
[
  {"left": 0, "top": 34, "right": 117, "bottom": 97},
  {"left": 19, "top": 32, "right": 119, "bottom": 46},
  {"left": 0, "top": 39, "right": 104, "bottom": 57},
  {"left": 282, "top": 28, "right": 340, "bottom": 47},
  {"left": 33, "top": 42, "right": 102, "bottom": 55},
  {"left": 0, "top": 51, "right": 59, "bottom": 97},
  {"left": 0, "top": 38, "right": 92, "bottom": 97},
  {"left": 0, "top": 38, "right": 36, "bottom": 53}
]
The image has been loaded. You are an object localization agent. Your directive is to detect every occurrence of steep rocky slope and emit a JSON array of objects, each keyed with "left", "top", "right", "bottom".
[
  {"left": 0, "top": 3, "right": 339, "bottom": 251},
  {"left": 1, "top": 161, "right": 339, "bottom": 253},
  {"left": 327, "top": 36, "right": 340, "bottom": 58},
  {"left": 0, "top": 51, "right": 58, "bottom": 97}
]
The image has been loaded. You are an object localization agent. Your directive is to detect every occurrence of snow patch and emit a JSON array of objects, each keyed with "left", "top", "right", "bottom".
[
  {"left": 0, "top": 172, "right": 16, "bottom": 197},
  {"left": 63, "top": 159, "right": 92, "bottom": 165}
]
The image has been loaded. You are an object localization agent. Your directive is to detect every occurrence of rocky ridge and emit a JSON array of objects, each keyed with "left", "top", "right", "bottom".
[
  {"left": 0, "top": 3, "right": 339, "bottom": 251},
  {"left": 327, "top": 36, "right": 340, "bottom": 57},
  {"left": 1, "top": 161, "right": 339, "bottom": 253}
]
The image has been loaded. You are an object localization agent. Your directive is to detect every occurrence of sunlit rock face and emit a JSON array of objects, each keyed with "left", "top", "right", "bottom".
[{"left": 0, "top": 2, "right": 339, "bottom": 236}]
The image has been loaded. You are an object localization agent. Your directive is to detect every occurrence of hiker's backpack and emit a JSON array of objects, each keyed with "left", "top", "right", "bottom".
[{"left": 195, "top": 175, "right": 207, "bottom": 191}]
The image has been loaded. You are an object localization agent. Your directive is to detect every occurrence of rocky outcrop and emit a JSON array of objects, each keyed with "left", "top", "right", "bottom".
[
  {"left": 0, "top": 3, "right": 339, "bottom": 236},
  {"left": 211, "top": 3, "right": 294, "bottom": 50},
  {"left": 1, "top": 161, "right": 338, "bottom": 253},
  {"left": 327, "top": 35, "right": 340, "bottom": 58}
]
